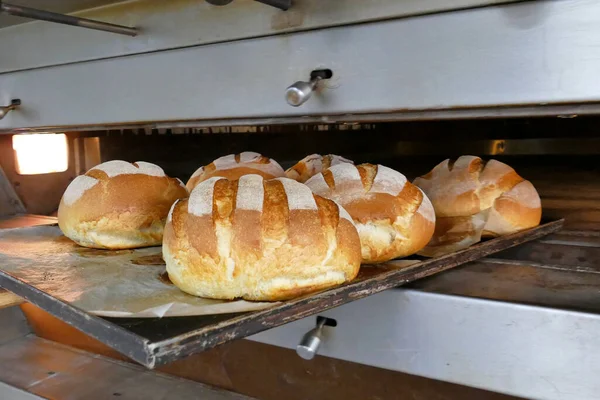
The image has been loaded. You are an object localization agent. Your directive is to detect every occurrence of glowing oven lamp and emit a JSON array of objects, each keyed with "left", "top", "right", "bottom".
[{"left": 12, "top": 134, "right": 68, "bottom": 175}]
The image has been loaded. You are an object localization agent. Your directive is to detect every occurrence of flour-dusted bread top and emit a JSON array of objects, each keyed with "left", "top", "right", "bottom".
[
  {"left": 90, "top": 160, "right": 166, "bottom": 178},
  {"left": 413, "top": 156, "right": 542, "bottom": 256},
  {"left": 305, "top": 163, "right": 435, "bottom": 263},
  {"left": 285, "top": 154, "right": 354, "bottom": 183},
  {"left": 164, "top": 175, "right": 361, "bottom": 301},
  {"left": 413, "top": 156, "right": 541, "bottom": 233},
  {"left": 186, "top": 152, "right": 285, "bottom": 191},
  {"left": 58, "top": 160, "right": 188, "bottom": 249}
]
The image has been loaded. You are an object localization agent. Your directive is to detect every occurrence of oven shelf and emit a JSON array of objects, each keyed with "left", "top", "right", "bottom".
[{"left": 0, "top": 219, "right": 563, "bottom": 368}]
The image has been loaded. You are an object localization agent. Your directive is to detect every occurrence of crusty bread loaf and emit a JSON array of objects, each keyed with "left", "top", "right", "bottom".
[
  {"left": 286, "top": 154, "right": 354, "bottom": 183},
  {"left": 305, "top": 163, "right": 435, "bottom": 263},
  {"left": 58, "top": 160, "right": 188, "bottom": 249},
  {"left": 164, "top": 175, "right": 361, "bottom": 301},
  {"left": 186, "top": 152, "right": 285, "bottom": 191},
  {"left": 413, "top": 156, "right": 542, "bottom": 257}
]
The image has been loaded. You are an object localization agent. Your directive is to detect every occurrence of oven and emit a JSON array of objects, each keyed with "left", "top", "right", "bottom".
[{"left": 1, "top": 1, "right": 599, "bottom": 399}]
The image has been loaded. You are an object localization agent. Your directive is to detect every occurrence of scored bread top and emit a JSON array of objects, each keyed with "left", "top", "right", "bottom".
[
  {"left": 62, "top": 175, "right": 102, "bottom": 206},
  {"left": 285, "top": 154, "right": 354, "bottom": 183},
  {"left": 61, "top": 160, "right": 184, "bottom": 206},
  {"left": 184, "top": 174, "right": 353, "bottom": 221},
  {"left": 413, "top": 156, "right": 541, "bottom": 256},
  {"left": 305, "top": 163, "right": 435, "bottom": 262},
  {"left": 186, "top": 152, "right": 285, "bottom": 191},
  {"left": 164, "top": 174, "right": 361, "bottom": 300},
  {"left": 91, "top": 160, "right": 166, "bottom": 178},
  {"left": 166, "top": 175, "right": 359, "bottom": 274},
  {"left": 58, "top": 160, "right": 189, "bottom": 249},
  {"left": 305, "top": 163, "right": 434, "bottom": 223},
  {"left": 413, "top": 156, "right": 541, "bottom": 218}
]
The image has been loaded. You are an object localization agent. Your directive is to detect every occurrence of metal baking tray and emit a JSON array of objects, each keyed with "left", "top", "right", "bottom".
[{"left": 0, "top": 220, "right": 564, "bottom": 368}]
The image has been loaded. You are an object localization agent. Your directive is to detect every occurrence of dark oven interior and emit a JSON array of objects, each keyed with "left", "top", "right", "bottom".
[
  {"left": 2, "top": 116, "right": 599, "bottom": 232},
  {"left": 2, "top": 116, "right": 600, "bottom": 400}
]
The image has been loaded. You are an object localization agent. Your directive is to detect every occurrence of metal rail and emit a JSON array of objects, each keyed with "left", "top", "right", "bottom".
[{"left": 0, "top": 2, "right": 137, "bottom": 36}]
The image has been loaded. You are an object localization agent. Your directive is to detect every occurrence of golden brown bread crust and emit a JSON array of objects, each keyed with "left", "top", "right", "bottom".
[
  {"left": 285, "top": 154, "right": 354, "bottom": 183},
  {"left": 58, "top": 160, "right": 188, "bottom": 249},
  {"left": 186, "top": 152, "right": 285, "bottom": 191},
  {"left": 416, "top": 214, "right": 487, "bottom": 258},
  {"left": 413, "top": 156, "right": 542, "bottom": 256},
  {"left": 305, "top": 163, "right": 435, "bottom": 263},
  {"left": 163, "top": 175, "right": 361, "bottom": 301}
]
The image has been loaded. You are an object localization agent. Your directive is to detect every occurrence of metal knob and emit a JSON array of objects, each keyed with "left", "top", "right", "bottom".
[
  {"left": 285, "top": 77, "right": 321, "bottom": 107},
  {"left": 0, "top": 99, "right": 20, "bottom": 121},
  {"left": 296, "top": 318, "right": 326, "bottom": 360}
]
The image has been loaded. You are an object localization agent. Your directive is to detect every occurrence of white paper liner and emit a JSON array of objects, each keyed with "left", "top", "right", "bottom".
[{"left": 0, "top": 226, "right": 278, "bottom": 318}]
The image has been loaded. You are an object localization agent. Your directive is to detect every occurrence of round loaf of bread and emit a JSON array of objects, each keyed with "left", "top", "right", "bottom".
[
  {"left": 413, "top": 156, "right": 542, "bottom": 257},
  {"left": 164, "top": 175, "right": 361, "bottom": 301},
  {"left": 58, "top": 160, "right": 188, "bottom": 249},
  {"left": 286, "top": 154, "right": 354, "bottom": 183},
  {"left": 186, "top": 152, "right": 285, "bottom": 191},
  {"left": 305, "top": 163, "right": 435, "bottom": 263}
]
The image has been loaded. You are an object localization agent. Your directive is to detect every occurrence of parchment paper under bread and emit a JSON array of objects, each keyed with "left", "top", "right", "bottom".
[
  {"left": 0, "top": 226, "right": 420, "bottom": 318},
  {"left": 0, "top": 225, "right": 279, "bottom": 318}
]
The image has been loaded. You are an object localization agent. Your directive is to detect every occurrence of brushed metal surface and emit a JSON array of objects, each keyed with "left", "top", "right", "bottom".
[
  {"left": 1, "top": 1, "right": 600, "bottom": 130},
  {"left": 0, "top": 306, "right": 30, "bottom": 345},
  {"left": 0, "top": 382, "right": 43, "bottom": 400},
  {"left": 0, "top": 336, "right": 255, "bottom": 399},
  {"left": 0, "top": 164, "right": 25, "bottom": 217},
  {"left": 0, "top": 0, "right": 519, "bottom": 74},
  {"left": 0, "top": 0, "right": 122, "bottom": 28},
  {"left": 0, "top": 2, "right": 137, "bottom": 36},
  {"left": 250, "top": 288, "right": 600, "bottom": 400}
]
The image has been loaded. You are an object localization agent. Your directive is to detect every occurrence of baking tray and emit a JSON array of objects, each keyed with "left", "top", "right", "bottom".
[
  {"left": 0, "top": 220, "right": 564, "bottom": 368},
  {"left": 0, "top": 225, "right": 278, "bottom": 318}
]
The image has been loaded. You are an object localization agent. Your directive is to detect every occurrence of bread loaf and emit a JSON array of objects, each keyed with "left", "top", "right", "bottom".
[
  {"left": 286, "top": 154, "right": 353, "bottom": 183},
  {"left": 186, "top": 152, "right": 285, "bottom": 191},
  {"left": 163, "top": 175, "right": 361, "bottom": 301},
  {"left": 305, "top": 163, "right": 435, "bottom": 263},
  {"left": 58, "top": 160, "right": 188, "bottom": 249},
  {"left": 413, "top": 156, "right": 542, "bottom": 257}
]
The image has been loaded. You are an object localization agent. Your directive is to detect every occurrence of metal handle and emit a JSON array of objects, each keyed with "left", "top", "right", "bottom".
[
  {"left": 285, "top": 77, "right": 321, "bottom": 107},
  {"left": 296, "top": 318, "right": 326, "bottom": 360},
  {"left": 0, "top": 99, "right": 20, "bottom": 121}
]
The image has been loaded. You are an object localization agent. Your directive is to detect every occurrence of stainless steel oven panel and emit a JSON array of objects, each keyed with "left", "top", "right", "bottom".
[
  {"left": 250, "top": 288, "right": 600, "bottom": 400},
  {"left": 0, "top": 0, "right": 519, "bottom": 74}
]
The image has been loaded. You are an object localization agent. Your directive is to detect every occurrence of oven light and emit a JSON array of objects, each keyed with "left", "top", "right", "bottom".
[{"left": 12, "top": 133, "right": 69, "bottom": 175}]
